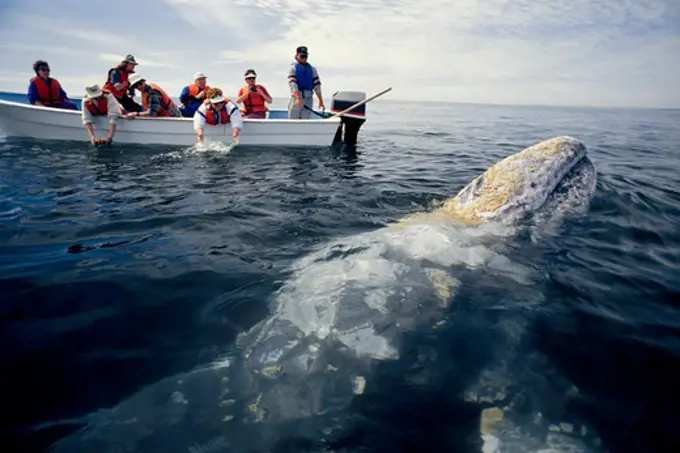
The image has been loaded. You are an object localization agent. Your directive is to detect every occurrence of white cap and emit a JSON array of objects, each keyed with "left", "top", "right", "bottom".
[
  {"left": 210, "top": 95, "right": 226, "bottom": 104},
  {"left": 194, "top": 71, "right": 206, "bottom": 80},
  {"left": 128, "top": 74, "right": 146, "bottom": 88},
  {"left": 84, "top": 84, "right": 103, "bottom": 98}
]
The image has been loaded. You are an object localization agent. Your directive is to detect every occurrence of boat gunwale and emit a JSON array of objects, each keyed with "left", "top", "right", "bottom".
[{"left": 0, "top": 99, "right": 342, "bottom": 125}]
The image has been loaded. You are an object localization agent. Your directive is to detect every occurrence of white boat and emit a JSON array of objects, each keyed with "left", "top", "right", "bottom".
[{"left": 0, "top": 90, "right": 370, "bottom": 148}]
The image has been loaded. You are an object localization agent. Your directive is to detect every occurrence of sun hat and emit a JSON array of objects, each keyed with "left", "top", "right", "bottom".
[
  {"left": 194, "top": 71, "right": 206, "bottom": 80},
  {"left": 128, "top": 74, "right": 146, "bottom": 88},
  {"left": 123, "top": 54, "right": 138, "bottom": 65},
  {"left": 84, "top": 84, "right": 103, "bottom": 98},
  {"left": 244, "top": 69, "right": 257, "bottom": 78},
  {"left": 210, "top": 95, "right": 226, "bottom": 104}
]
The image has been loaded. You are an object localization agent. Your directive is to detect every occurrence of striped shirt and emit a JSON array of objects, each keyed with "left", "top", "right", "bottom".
[{"left": 145, "top": 88, "right": 181, "bottom": 117}]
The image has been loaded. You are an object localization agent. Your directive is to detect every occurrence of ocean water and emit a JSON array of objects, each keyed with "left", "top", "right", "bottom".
[{"left": 1, "top": 100, "right": 679, "bottom": 453}]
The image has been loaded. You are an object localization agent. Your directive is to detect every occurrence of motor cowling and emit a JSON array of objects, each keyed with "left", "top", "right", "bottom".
[{"left": 330, "top": 91, "right": 366, "bottom": 147}]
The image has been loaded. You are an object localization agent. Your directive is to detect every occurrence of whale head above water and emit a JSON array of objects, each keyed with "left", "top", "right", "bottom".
[
  {"left": 388, "top": 136, "right": 596, "bottom": 237},
  {"left": 446, "top": 135, "right": 588, "bottom": 225}
]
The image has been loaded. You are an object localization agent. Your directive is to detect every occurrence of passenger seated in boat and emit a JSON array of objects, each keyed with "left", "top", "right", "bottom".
[
  {"left": 236, "top": 69, "right": 272, "bottom": 119},
  {"left": 193, "top": 88, "right": 242, "bottom": 143},
  {"left": 103, "top": 54, "right": 143, "bottom": 113},
  {"left": 125, "top": 74, "right": 182, "bottom": 119},
  {"left": 81, "top": 84, "right": 124, "bottom": 145},
  {"left": 27, "top": 60, "right": 77, "bottom": 110},
  {"left": 178, "top": 72, "right": 210, "bottom": 118}
]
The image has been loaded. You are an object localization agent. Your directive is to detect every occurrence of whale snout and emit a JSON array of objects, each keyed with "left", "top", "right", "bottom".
[{"left": 439, "top": 136, "right": 589, "bottom": 225}]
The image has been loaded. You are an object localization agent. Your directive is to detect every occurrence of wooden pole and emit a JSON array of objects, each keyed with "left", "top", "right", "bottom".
[{"left": 326, "top": 87, "right": 392, "bottom": 119}]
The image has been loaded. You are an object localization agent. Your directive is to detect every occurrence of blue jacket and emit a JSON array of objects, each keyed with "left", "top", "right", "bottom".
[{"left": 179, "top": 86, "right": 203, "bottom": 116}]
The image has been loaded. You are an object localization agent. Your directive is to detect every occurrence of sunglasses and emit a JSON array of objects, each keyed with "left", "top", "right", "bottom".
[
  {"left": 39, "top": 66, "right": 50, "bottom": 71},
  {"left": 245, "top": 77, "right": 255, "bottom": 80}
]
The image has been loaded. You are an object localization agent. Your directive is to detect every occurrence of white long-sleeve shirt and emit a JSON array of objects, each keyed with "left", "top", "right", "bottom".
[
  {"left": 193, "top": 101, "right": 243, "bottom": 131},
  {"left": 81, "top": 93, "right": 122, "bottom": 125}
]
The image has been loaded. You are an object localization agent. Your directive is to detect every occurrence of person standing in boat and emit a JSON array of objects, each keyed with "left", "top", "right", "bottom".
[
  {"left": 80, "top": 84, "right": 124, "bottom": 145},
  {"left": 287, "top": 46, "right": 324, "bottom": 119},
  {"left": 27, "top": 60, "right": 77, "bottom": 110},
  {"left": 193, "top": 88, "right": 242, "bottom": 143},
  {"left": 178, "top": 72, "right": 211, "bottom": 117},
  {"left": 236, "top": 69, "right": 272, "bottom": 119},
  {"left": 103, "top": 54, "right": 143, "bottom": 113},
  {"left": 125, "top": 75, "right": 182, "bottom": 118}
]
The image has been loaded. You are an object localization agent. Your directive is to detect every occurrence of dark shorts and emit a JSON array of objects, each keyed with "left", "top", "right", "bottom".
[{"left": 115, "top": 95, "right": 143, "bottom": 113}]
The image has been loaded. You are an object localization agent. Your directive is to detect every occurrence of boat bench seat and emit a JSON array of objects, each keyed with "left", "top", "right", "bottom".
[
  {"left": 263, "top": 110, "right": 322, "bottom": 120},
  {"left": 266, "top": 110, "right": 288, "bottom": 119}
]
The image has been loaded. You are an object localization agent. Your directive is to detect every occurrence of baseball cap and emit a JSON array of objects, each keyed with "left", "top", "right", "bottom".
[{"left": 296, "top": 46, "right": 308, "bottom": 56}]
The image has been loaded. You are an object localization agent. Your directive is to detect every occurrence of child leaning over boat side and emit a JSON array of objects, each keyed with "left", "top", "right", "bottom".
[{"left": 193, "top": 88, "right": 242, "bottom": 143}]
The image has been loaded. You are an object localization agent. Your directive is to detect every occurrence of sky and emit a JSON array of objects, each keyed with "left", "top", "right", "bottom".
[{"left": 0, "top": 0, "right": 678, "bottom": 108}]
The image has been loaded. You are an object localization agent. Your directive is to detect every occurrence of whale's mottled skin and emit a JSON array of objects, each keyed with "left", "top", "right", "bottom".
[
  {"left": 397, "top": 135, "right": 589, "bottom": 227},
  {"left": 47, "top": 136, "right": 601, "bottom": 453}
]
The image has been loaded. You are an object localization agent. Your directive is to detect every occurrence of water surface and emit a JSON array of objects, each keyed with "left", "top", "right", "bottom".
[{"left": 1, "top": 101, "right": 679, "bottom": 453}]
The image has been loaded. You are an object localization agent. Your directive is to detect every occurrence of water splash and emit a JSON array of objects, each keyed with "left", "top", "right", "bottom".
[{"left": 150, "top": 140, "right": 236, "bottom": 162}]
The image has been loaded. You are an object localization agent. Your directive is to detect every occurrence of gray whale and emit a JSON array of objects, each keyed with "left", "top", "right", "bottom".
[{"left": 47, "top": 136, "right": 602, "bottom": 453}]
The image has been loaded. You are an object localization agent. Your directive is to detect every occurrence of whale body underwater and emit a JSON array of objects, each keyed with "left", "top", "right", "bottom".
[{"left": 48, "top": 136, "right": 602, "bottom": 453}]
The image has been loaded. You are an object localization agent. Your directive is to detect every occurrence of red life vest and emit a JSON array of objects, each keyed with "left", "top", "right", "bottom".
[
  {"left": 240, "top": 85, "right": 268, "bottom": 114},
  {"left": 188, "top": 82, "right": 210, "bottom": 97},
  {"left": 103, "top": 67, "right": 131, "bottom": 98},
  {"left": 141, "top": 84, "right": 176, "bottom": 117},
  {"left": 84, "top": 97, "right": 109, "bottom": 116},
  {"left": 31, "top": 77, "right": 62, "bottom": 105},
  {"left": 201, "top": 104, "right": 231, "bottom": 125}
]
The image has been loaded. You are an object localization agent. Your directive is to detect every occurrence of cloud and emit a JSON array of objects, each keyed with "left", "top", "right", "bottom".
[
  {"left": 0, "top": 12, "right": 124, "bottom": 48},
  {"left": 0, "top": 42, "right": 87, "bottom": 57},
  {"left": 165, "top": 0, "right": 680, "bottom": 107},
  {"left": 98, "top": 53, "right": 183, "bottom": 69},
  {"left": 0, "top": 0, "right": 678, "bottom": 107}
]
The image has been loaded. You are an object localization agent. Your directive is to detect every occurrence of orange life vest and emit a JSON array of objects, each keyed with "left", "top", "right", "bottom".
[
  {"left": 103, "top": 67, "right": 131, "bottom": 98},
  {"left": 188, "top": 83, "right": 210, "bottom": 97},
  {"left": 31, "top": 77, "right": 62, "bottom": 105},
  {"left": 84, "top": 97, "right": 109, "bottom": 116},
  {"left": 241, "top": 85, "right": 268, "bottom": 114},
  {"left": 200, "top": 103, "right": 232, "bottom": 125},
  {"left": 141, "top": 84, "right": 176, "bottom": 117}
]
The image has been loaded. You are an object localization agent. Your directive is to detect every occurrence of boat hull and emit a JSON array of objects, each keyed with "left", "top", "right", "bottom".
[{"left": 0, "top": 98, "right": 343, "bottom": 148}]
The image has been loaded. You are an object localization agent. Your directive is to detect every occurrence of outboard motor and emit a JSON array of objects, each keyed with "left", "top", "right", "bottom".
[{"left": 330, "top": 91, "right": 366, "bottom": 147}]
